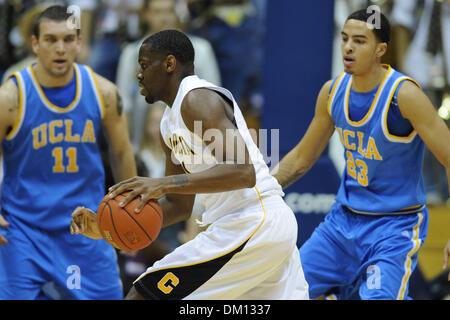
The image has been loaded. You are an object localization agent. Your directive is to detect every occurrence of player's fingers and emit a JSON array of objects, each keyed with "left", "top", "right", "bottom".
[
  {"left": 70, "top": 220, "right": 80, "bottom": 234},
  {"left": 108, "top": 184, "right": 131, "bottom": 199},
  {"left": 119, "top": 189, "right": 142, "bottom": 208},
  {"left": 0, "top": 214, "right": 10, "bottom": 227},
  {"left": 82, "top": 207, "right": 97, "bottom": 220},
  {"left": 71, "top": 206, "right": 86, "bottom": 217},
  {"left": 135, "top": 193, "right": 155, "bottom": 213},
  {"left": 108, "top": 176, "right": 137, "bottom": 194},
  {"left": 0, "top": 235, "right": 7, "bottom": 245}
]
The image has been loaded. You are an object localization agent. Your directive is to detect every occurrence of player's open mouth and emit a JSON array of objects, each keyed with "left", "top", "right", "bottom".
[
  {"left": 343, "top": 56, "right": 355, "bottom": 67},
  {"left": 53, "top": 59, "right": 67, "bottom": 67}
]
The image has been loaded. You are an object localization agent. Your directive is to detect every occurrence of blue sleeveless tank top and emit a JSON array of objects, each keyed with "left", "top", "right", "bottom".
[
  {"left": 1, "top": 63, "right": 106, "bottom": 230},
  {"left": 327, "top": 65, "right": 426, "bottom": 215}
]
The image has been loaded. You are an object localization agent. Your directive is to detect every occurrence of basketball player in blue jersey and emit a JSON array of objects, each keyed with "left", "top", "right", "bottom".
[
  {"left": 0, "top": 5, "right": 136, "bottom": 299},
  {"left": 272, "top": 9, "right": 450, "bottom": 300}
]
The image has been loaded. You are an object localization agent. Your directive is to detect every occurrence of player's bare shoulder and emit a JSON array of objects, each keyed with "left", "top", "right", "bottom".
[
  {"left": 0, "top": 78, "right": 20, "bottom": 139},
  {"left": 181, "top": 88, "right": 228, "bottom": 129},
  {"left": 92, "top": 72, "right": 124, "bottom": 117}
]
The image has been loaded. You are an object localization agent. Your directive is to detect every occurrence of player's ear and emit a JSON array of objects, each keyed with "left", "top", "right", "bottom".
[
  {"left": 166, "top": 55, "right": 176, "bottom": 73},
  {"left": 31, "top": 35, "right": 39, "bottom": 55},
  {"left": 375, "top": 42, "right": 387, "bottom": 59}
]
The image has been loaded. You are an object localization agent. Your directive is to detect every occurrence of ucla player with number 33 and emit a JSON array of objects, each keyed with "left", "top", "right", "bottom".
[
  {"left": 272, "top": 9, "right": 450, "bottom": 299},
  {"left": 0, "top": 6, "right": 136, "bottom": 299}
]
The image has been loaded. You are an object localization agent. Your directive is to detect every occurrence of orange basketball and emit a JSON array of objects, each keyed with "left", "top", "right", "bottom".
[{"left": 96, "top": 192, "right": 163, "bottom": 251}]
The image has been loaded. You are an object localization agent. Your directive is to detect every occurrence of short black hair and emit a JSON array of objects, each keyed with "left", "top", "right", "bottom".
[
  {"left": 32, "top": 5, "right": 80, "bottom": 38},
  {"left": 346, "top": 8, "right": 391, "bottom": 43},
  {"left": 142, "top": 29, "right": 195, "bottom": 65}
]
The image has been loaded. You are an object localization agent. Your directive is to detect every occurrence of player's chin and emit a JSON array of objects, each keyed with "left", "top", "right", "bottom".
[
  {"left": 343, "top": 65, "right": 355, "bottom": 74},
  {"left": 145, "top": 94, "right": 155, "bottom": 104},
  {"left": 51, "top": 66, "right": 71, "bottom": 77}
]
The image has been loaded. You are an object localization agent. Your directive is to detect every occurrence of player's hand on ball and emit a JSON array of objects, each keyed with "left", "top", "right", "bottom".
[
  {"left": 70, "top": 206, "right": 103, "bottom": 239},
  {"left": 108, "top": 176, "right": 166, "bottom": 212}
]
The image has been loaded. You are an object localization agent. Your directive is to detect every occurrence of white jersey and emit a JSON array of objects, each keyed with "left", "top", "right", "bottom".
[{"left": 160, "top": 75, "right": 284, "bottom": 225}]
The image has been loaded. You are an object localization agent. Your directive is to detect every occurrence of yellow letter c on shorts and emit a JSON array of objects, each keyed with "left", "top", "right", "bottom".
[{"left": 157, "top": 272, "right": 179, "bottom": 294}]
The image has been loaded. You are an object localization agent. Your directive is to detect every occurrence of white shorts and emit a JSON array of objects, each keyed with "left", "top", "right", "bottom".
[{"left": 133, "top": 195, "right": 309, "bottom": 300}]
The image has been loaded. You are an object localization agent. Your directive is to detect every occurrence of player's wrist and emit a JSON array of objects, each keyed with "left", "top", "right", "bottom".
[{"left": 162, "top": 174, "right": 189, "bottom": 194}]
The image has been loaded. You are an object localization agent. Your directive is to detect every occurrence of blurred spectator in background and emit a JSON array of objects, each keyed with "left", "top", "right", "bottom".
[
  {"left": 187, "top": 0, "right": 265, "bottom": 125},
  {"left": 0, "top": 3, "right": 44, "bottom": 83},
  {"left": 87, "top": 0, "right": 143, "bottom": 82},
  {"left": 116, "top": 0, "right": 220, "bottom": 151},
  {"left": 1, "top": 0, "right": 97, "bottom": 82},
  {"left": 391, "top": 0, "right": 450, "bottom": 205}
]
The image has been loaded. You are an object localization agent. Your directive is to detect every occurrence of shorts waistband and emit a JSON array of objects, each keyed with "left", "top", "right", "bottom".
[{"left": 343, "top": 204, "right": 426, "bottom": 216}]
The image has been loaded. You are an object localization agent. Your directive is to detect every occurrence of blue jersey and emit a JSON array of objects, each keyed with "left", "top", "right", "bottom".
[
  {"left": 1, "top": 63, "right": 106, "bottom": 231},
  {"left": 328, "top": 65, "right": 426, "bottom": 214}
]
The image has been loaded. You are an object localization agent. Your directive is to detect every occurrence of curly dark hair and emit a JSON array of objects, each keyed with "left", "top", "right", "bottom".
[{"left": 142, "top": 29, "right": 195, "bottom": 65}]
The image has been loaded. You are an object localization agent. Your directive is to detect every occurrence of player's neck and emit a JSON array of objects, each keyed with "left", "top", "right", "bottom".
[
  {"left": 166, "top": 73, "right": 194, "bottom": 107},
  {"left": 33, "top": 63, "right": 74, "bottom": 88},
  {"left": 351, "top": 64, "right": 387, "bottom": 93}
]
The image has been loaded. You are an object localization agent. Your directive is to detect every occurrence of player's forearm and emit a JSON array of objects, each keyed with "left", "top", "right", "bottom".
[
  {"left": 271, "top": 148, "right": 313, "bottom": 190},
  {"left": 158, "top": 194, "right": 194, "bottom": 228},
  {"left": 109, "top": 146, "right": 137, "bottom": 182},
  {"left": 162, "top": 163, "right": 256, "bottom": 195}
]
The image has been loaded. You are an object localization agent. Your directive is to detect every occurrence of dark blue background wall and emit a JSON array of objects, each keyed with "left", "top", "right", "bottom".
[{"left": 262, "top": 0, "right": 340, "bottom": 246}]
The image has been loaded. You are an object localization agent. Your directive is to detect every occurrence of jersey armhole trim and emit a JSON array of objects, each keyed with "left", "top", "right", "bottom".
[
  {"left": 327, "top": 73, "right": 345, "bottom": 116},
  {"left": 85, "top": 65, "right": 106, "bottom": 120},
  {"left": 381, "top": 77, "right": 421, "bottom": 143},
  {"left": 5, "top": 72, "right": 26, "bottom": 140}
]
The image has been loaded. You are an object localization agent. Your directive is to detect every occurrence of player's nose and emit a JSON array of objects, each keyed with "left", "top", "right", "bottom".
[{"left": 55, "top": 40, "right": 66, "bottom": 54}]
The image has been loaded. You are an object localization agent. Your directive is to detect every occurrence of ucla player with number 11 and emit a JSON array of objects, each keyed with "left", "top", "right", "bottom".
[
  {"left": 0, "top": 6, "right": 136, "bottom": 299},
  {"left": 272, "top": 9, "right": 450, "bottom": 299}
]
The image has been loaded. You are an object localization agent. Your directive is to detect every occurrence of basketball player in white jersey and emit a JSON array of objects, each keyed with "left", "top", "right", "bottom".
[{"left": 70, "top": 29, "right": 309, "bottom": 300}]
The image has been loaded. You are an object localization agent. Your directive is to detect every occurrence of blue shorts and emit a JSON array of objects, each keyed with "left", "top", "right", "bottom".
[
  {"left": 299, "top": 202, "right": 428, "bottom": 300},
  {"left": 0, "top": 215, "right": 123, "bottom": 300}
]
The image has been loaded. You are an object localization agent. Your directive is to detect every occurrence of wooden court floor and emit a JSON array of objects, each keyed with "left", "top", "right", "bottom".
[{"left": 418, "top": 204, "right": 450, "bottom": 281}]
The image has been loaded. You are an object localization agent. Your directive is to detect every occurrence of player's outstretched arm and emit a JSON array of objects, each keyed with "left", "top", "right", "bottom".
[
  {"left": 397, "top": 81, "right": 450, "bottom": 197},
  {"left": 271, "top": 80, "right": 335, "bottom": 189},
  {"left": 96, "top": 74, "right": 137, "bottom": 182},
  {"left": 0, "top": 79, "right": 19, "bottom": 246}
]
